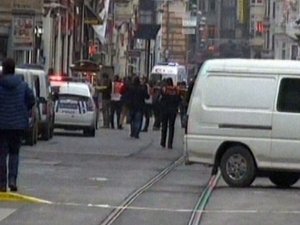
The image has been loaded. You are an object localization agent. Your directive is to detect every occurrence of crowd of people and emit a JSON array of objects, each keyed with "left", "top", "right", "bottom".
[
  {"left": 0, "top": 57, "right": 196, "bottom": 192},
  {"left": 97, "top": 73, "right": 195, "bottom": 149}
]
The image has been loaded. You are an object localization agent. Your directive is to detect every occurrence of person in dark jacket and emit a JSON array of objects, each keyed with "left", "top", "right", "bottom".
[
  {"left": 0, "top": 58, "right": 35, "bottom": 192},
  {"left": 160, "top": 78, "right": 181, "bottom": 149},
  {"left": 98, "top": 73, "right": 112, "bottom": 128},
  {"left": 127, "top": 76, "right": 149, "bottom": 139}
]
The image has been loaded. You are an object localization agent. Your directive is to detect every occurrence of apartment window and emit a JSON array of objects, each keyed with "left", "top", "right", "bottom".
[
  {"left": 282, "top": 43, "right": 286, "bottom": 59},
  {"left": 0, "top": 36, "right": 7, "bottom": 61},
  {"left": 210, "top": 0, "right": 216, "bottom": 12},
  {"left": 277, "top": 78, "right": 300, "bottom": 113},
  {"left": 251, "top": 0, "right": 263, "bottom": 4},
  {"left": 250, "top": 21, "right": 255, "bottom": 37},
  {"left": 273, "top": 2, "right": 276, "bottom": 19},
  {"left": 266, "top": 0, "right": 271, "bottom": 17},
  {"left": 266, "top": 30, "right": 270, "bottom": 49},
  {"left": 291, "top": 45, "right": 298, "bottom": 60},
  {"left": 272, "top": 35, "right": 275, "bottom": 51}
]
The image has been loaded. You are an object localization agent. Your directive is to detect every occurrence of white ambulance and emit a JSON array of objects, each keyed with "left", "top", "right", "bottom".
[{"left": 150, "top": 62, "right": 187, "bottom": 85}]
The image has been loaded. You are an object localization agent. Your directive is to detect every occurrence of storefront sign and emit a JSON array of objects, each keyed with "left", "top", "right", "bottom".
[{"left": 12, "top": 15, "right": 34, "bottom": 50}]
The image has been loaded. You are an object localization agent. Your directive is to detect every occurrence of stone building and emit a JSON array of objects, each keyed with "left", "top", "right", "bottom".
[{"left": 0, "top": 0, "right": 43, "bottom": 64}]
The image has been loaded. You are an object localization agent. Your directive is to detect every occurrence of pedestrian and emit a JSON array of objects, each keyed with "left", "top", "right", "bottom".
[
  {"left": 110, "top": 75, "right": 123, "bottom": 129},
  {"left": 98, "top": 73, "right": 112, "bottom": 128},
  {"left": 120, "top": 76, "right": 131, "bottom": 126},
  {"left": 159, "top": 78, "right": 181, "bottom": 149},
  {"left": 141, "top": 76, "right": 152, "bottom": 132},
  {"left": 0, "top": 58, "right": 35, "bottom": 192},
  {"left": 178, "top": 81, "right": 188, "bottom": 128},
  {"left": 152, "top": 80, "right": 162, "bottom": 130},
  {"left": 127, "top": 76, "right": 149, "bottom": 139},
  {"left": 186, "top": 75, "right": 196, "bottom": 105}
]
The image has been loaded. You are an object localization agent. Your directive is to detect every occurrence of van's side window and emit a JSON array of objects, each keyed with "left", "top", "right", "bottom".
[{"left": 277, "top": 78, "right": 300, "bottom": 113}]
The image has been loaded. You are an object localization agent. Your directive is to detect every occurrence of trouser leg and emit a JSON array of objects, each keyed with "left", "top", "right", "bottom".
[
  {"left": 130, "top": 111, "right": 135, "bottom": 137},
  {"left": 102, "top": 100, "right": 110, "bottom": 128},
  {"left": 160, "top": 113, "right": 168, "bottom": 147},
  {"left": 168, "top": 113, "right": 177, "bottom": 148},
  {"left": 110, "top": 101, "right": 116, "bottom": 128},
  {"left": 0, "top": 135, "right": 8, "bottom": 188},
  {"left": 133, "top": 111, "right": 143, "bottom": 138},
  {"left": 116, "top": 101, "right": 122, "bottom": 128},
  {"left": 7, "top": 132, "right": 21, "bottom": 186},
  {"left": 153, "top": 103, "right": 161, "bottom": 129},
  {"left": 143, "top": 104, "right": 150, "bottom": 131}
]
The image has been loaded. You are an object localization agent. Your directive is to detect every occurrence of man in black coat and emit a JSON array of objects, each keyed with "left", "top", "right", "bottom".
[
  {"left": 127, "top": 77, "right": 149, "bottom": 139},
  {"left": 160, "top": 78, "right": 181, "bottom": 149},
  {"left": 0, "top": 58, "right": 35, "bottom": 192}
]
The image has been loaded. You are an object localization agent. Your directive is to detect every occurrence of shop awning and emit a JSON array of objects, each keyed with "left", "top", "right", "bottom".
[
  {"left": 134, "top": 24, "right": 161, "bottom": 40},
  {"left": 93, "top": 0, "right": 110, "bottom": 44}
]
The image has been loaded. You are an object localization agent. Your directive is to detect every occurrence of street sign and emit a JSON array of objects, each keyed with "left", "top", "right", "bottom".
[
  {"left": 182, "top": 17, "right": 197, "bottom": 27},
  {"left": 182, "top": 28, "right": 195, "bottom": 35}
]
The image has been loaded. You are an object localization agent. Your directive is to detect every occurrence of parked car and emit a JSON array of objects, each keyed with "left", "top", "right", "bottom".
[
  {"left": 54, "top": 82, "right": 97, "bottom": 137},
  {"left": 16, "top": 74, "right": 39, "bottom": 145},
  {"left": 16, "top": 68, "right": 55, "bottom": 140}
]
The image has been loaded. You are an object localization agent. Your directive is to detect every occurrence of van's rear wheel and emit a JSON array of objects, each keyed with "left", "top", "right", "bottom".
[
  {"left": 220, "top": 146, "right": 256, "bottom": 187},
  {"left": 269, "top": 172, "right": 299, "bottom": 188}
]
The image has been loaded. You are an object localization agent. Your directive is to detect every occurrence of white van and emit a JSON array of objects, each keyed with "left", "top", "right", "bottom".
[
  {"left": 15, "top": 68, "right": 55, "bottom": 140},
  {"left": 185, "top": 58, "right": 300, "bottom": 188},
  {"left": 150, "top": 62, "right": 187, "bottom": 85},
  {"left": 0, "top": 66, "right": 54, "bottom": 141}
]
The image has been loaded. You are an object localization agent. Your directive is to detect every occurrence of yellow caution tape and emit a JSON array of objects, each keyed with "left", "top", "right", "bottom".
[{"left": 0, "top": 192, "right": 52, "bottom": 204}]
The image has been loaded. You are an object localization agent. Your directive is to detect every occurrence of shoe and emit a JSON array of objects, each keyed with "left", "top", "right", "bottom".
[
  {"left": 167, "top": 146, "right": 173, "bottom": 149},
  {"left": 118, "top": 125, "right": 123, "bottom": 130},
  {"left": 0, "top": 186, "right": 6, "bottom": 192},
  {"left": 160, "top": 143, "right": 165, "bottom": 148},
  {"left": 9, "top": 184, "right": 17, "bottom": 192},
  {"left": 153, "top": 127, "right": 160, "bottom": 131},
  {"left": 141, "top": 129, "right": 148, "bottom": 132}
]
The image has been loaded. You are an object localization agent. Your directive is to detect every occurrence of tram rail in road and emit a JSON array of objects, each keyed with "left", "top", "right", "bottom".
[{"left": 99, "top": 155, "right": 221, "bottom": 225}]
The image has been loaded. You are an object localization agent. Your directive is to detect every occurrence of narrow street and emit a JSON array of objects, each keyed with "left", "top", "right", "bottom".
[{"left": 0, "top": 121, "right": 212, "bottom": 225}]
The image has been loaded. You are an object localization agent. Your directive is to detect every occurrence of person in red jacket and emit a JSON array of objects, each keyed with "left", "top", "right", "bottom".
[{"left": 120, "top": 77, "right": 131, "bottom": 126}]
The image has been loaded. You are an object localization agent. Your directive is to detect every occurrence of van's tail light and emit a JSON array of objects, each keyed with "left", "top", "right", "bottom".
[{"left": 86, "top": 99, "right": 95, "bottom": 111}]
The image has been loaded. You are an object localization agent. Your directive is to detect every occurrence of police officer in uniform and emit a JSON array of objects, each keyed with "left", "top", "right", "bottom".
[{"left": 159, "top": 78, "right": 181, "bottom": 149}]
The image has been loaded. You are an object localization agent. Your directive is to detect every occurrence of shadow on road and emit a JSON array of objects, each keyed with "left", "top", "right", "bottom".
[{"left": 54, "top": 132, "right": 89, "bottom": 138}]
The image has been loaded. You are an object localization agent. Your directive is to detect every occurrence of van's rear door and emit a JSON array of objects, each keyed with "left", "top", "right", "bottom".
[{"left": 271, "top": 77, "right": 300, "bottom": 169}]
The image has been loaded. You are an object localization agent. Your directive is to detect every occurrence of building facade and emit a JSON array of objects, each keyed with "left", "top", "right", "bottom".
[{"left": 0, "top": 0, "right": 43, "bottom": 64}]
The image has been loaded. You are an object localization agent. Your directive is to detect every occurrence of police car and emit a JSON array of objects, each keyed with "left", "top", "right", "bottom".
[{"left": 53, "top": 82, "right": 97, "bottom": 137}]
